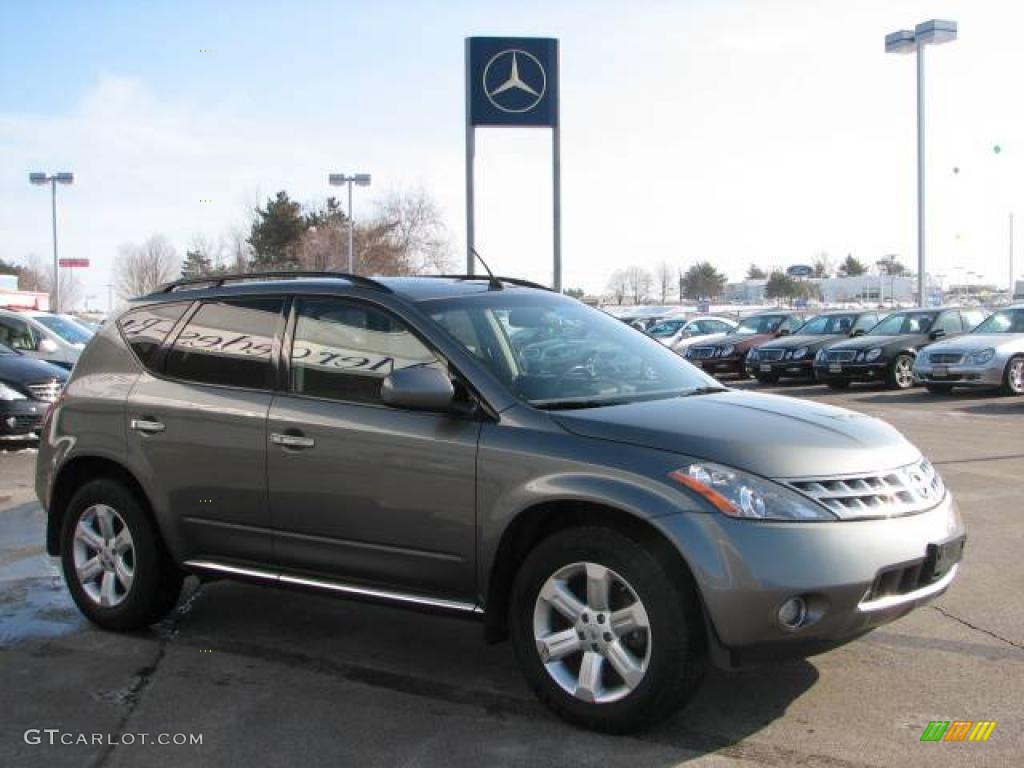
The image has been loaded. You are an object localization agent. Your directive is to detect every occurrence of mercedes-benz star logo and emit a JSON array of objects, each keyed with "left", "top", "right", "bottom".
[{"left": 483, "top": 49, "right": 547, "bottom": 114}]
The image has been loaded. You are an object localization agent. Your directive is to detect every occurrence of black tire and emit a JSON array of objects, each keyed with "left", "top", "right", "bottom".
[
  {"left": 60, "top": 478, "right": 182, "bottom": 632},
  {"left": 887, "top": 353, "right": 915, "bottom": 390},
  {"left": 825, "top": 380, "right": 850, "bottom": 390},
  {"left": 999, "top": 355, "right": 1024, "bottom": 396},
  {"left": 926, "top": 383, "right": 954, "bottom": 394},
  {"left": 509, "top": 526, "right": 706, "bottom": 733},
  {"left": 755, "top": 374, "right": 780, "bottom": 385}
]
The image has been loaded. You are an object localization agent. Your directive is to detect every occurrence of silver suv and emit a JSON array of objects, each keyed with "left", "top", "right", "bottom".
[{"left": 36, "top": 273, "right": 965, "bottom": 732}]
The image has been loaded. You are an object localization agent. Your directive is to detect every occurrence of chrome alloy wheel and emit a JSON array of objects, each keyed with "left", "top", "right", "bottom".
[
  {"left": 72, "top": 504, "right": 135, "bottom": 607},
  {"left": 533, "top": 562, "right": 652, "bottom": 704},
  {"left": 1009, "top": 357, "right": 1024, "bottom": 394},
  {"left": 894, "top": 356, "right": 914, "bottom": 389}
]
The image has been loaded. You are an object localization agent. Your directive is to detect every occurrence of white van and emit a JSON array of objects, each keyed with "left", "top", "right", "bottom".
[{"left": 0, "top": 308, "right": 94, "bottom": 369}]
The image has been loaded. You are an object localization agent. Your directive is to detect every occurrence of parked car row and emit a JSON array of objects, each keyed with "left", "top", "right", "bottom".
[
  {"left": 679, "top": 305, "right": 1024, "bottom": 396},
  {"left": 0, "top": 307, "right": 94, "bottom": 438}
]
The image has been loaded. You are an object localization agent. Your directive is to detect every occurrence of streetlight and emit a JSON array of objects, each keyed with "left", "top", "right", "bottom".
[
  {"left": 29, "top": 171, "right": 74, "bottom": 312},
  {"left": 885, "top": 19, "right": 958, "bottom": 307},
  {"left": 327, "top": 173, "right": 371, "bottom": 273}
]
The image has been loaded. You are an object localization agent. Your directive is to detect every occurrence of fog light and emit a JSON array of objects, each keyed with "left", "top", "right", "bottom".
[
  {"left": 5, "top": 417, "right": 15, "bottom": 429},
  {"left": 778, "top": 597, "right": 807, "bottom": 630}
]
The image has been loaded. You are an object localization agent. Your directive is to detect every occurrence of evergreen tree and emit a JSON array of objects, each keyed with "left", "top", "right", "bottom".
[{"left": 248, "top": 191, "right": 306, "bottom": 271}]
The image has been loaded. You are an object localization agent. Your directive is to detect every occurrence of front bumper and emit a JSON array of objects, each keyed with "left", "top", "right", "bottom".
[
  {"left": 694, "top": 356, "right": 745, "bottom": 376},
  {"left": 813, "top": 361, "right": 888, "bottom": 383},
  {"left": 913, "top": 361, "right": 1003, "bottom": 388},
  {"left": 746, "top": 359, "right": 814, "bottom": 379},
  {"left": 656, "top": 492, "right": 964, "bottom": 668},
  {"left": 0, "top": 400, "right": 46, "bottom": 436}
]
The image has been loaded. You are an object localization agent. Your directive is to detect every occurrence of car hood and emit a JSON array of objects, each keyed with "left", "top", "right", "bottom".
[
  {"left": 672, "top": 332, "right": 728, "bottom": 350},
  {"left": 0, "top": 354, "right": 69, "bottom": 385},
  {"left": 756, "top": 334, "right": 843, "bottom": 351},
  {"left": 715, "top": 332, "right": 772, "bottom": 351},
  {"left": 552, "top": 390, "right": 919, "bottom": 478},
  {"left": 826, "top": 334, "right": 926, "bottom": 352},
  {"left": 925, "top": 333, "right": 1024, "bottom": 353}
]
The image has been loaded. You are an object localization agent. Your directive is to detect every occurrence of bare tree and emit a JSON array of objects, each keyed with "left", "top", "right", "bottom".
[
  {"left": 15, "top": 253, "right": 82, "bottom": 310},
  {"left": 655, "top": 262, "right": 674, "bottom": 304},
  {"left": 113, "top": 235, "right": 179, "bottom": 299},
  {"left": 623, "top": 266, "right": 653, "bottom": 305},
  {"left": 606, "top": 270, "right": 629, "bottom": 305},
  {"left": 359, "top": 188, "right": 454, "bottom": 275}
]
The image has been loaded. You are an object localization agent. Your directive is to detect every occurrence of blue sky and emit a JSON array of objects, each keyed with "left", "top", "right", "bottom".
[{"left": 2, "top": 0, "right": 1022, "bottom": 308}]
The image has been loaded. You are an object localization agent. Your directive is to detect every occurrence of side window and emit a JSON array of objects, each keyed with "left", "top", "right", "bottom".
[
  {"left": 432, "top": 308, "right": 485, "bottom": 360},
  {"left": 0, "top": 317, "right": 38, "bottom": 351},
  {"left": 937, "top": 312, "right": 963, "bottom": 335},
  {"left": 961, "top": 310, "right": 985, "bottom": 330},
  {"left": 853, "top": 313, "right": 877, "bottom": 332},
  {"left": 117, "top": 303, "right": 190, "bottom": 369},
  {"left": 290, "top": 298, "right": 442, "bottom": 405},
  {"left": 164, "top": 298, "right": 284, "bottom": 389},
  {"left": 781, "top": 315, "right": 803, "bottom": 332}
]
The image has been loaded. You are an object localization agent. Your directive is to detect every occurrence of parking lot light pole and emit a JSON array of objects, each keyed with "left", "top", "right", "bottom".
[
  {"left": 885, "top": 20, "right": 957, "bottom": 308},
  {"left": 29, "top": 171, "right": 74, "bottom": 312},
  {"left": 328, "top": 173, "right": 371, "bottom": 273}
]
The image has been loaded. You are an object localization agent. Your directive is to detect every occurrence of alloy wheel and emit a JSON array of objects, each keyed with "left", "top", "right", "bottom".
[
  {"left": 533, "top": 561, "right": 652, "bottom": 704},
  {"left": 894, "top": 356, "right": 914, "bottom": 389},
  {"left": 1009, "top": 358, "right": 1024, "bottom": 394},
  {"left": 72, "top": 504, "right": 135, "bottom": 607}
]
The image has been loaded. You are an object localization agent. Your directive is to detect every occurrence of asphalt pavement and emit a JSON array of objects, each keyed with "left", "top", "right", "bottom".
[{"left": 0, "top": 382, "right": 1021, "bottom": 767}]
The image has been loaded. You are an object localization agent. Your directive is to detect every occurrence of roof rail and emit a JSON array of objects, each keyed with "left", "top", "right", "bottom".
[
  {"left": 157, "top": 271, "right": 392, "bottom": 294},
  {"left": 428, "top": 275, "right": 554, "bottom": 292}
]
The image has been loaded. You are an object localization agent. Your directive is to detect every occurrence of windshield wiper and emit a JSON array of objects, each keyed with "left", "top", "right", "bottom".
[
  {"left": 679, "top": 386, "right": 729, "bottom": 397},
  {"left": 533, "top": 397, "right": 635, "bottom": 411}
]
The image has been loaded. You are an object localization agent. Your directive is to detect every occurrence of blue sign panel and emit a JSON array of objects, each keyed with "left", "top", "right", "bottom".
[
  {"left": 468, "top": 37, "right": 558, "bottom": 127},
  {"left": 786, "top": 264, "right": 815, "bottom": 278}
]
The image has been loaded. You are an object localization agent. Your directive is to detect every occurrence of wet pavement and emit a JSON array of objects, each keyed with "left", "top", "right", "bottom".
[{"left": 0, "top": 385, "right": 1022, "bottom": 767}]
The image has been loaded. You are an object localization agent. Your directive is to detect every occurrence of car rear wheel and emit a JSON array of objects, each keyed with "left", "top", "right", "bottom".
[
  {"left": 1000, "top": 355, "right": 1024, "bottom": 396},
  {"left": 61, "top": 478, "right": 183, "bottom": 631},
  {"left": 887, "top": 354, "right": 915, "bottom": 390},
  {"left": 510, "top": 526, "right": 706, "bottom": 733},
  {"left": 926, "top": 383, "right": 954, "bottom": 394}
]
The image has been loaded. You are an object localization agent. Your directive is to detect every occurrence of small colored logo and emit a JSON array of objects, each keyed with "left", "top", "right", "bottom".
[{"left": 920, "top": 720, "right": 996, "bottom": 742}]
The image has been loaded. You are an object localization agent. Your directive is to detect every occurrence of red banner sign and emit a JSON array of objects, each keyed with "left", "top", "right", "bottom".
[{"left": 58, "top": 258, "right": 90, "bottom": 268}]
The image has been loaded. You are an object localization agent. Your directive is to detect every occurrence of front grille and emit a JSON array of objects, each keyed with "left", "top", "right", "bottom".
[
  {"left": 782, "top": 458, "right": 945, "bottom": 520},
  {"left": 758, "top": 348, "right": 785, "bottom": 362},
  {"left": 824, "top": 349, "right": 856, "bottom": 363},
  {"left": 688, "top": 346, "right": 715, "bottom": 360},
  {"left": 929, "top": 352, "right": 964, "bottom": 365},
  {"left": 26, "top": 379, "right": 62, "bottom": 403},
  {"left": 2, "top": 414, "right": 42, "bottom": 433}
]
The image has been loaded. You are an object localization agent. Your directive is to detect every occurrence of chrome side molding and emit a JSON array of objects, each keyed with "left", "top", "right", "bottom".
[{"left": 184, "top": 559, "right": 482, "bottom": 614}]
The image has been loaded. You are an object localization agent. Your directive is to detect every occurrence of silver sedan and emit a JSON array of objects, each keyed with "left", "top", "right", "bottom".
[{"left": 913, "top": 305, "right": 1024, "bottom": 394}]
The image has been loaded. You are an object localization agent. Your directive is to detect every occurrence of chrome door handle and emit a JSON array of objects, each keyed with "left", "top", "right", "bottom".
[
  {"left": 270, "top": 432, "right": 315, "bottom": 449},
  {"left": 130, "top": 419, "right": 166, "bottom": 434}
]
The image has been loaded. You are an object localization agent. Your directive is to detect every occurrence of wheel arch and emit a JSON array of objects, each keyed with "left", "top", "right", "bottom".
[{"left": 482, "top": 500, "right": 701, "bottom": 644}]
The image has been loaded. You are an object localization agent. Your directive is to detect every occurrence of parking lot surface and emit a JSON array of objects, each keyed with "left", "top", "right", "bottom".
[{"left": 1, "top": 383, "right": 1021, "bottom": 767}]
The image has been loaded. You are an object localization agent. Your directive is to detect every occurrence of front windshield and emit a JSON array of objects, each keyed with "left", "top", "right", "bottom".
[
  {"left": 972, "top": 308, "right": 1024, "bottom": 334},
  {"left": 868, "top": 312, "right": 935, "bottom": 336},
  {"left": 646, "top": 319, "right": 687, "bottom": 338},
  {"left": 735, "top": 315, "right": 784, "bottom": 335},
  {"left": 33, "top": 314, "right": 94, "bottom": 345},
  {"left": 794, "top": 314, "right": 857, "bottom": 335},
  {"left": 0, "top": 342, "right": 14, "bottom": 356},
  {"left": 428, "top": 296, "right": 718, "bottom": 408}
]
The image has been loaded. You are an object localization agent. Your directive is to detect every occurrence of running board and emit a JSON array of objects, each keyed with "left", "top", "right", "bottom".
[{"left": 184, "top": 559, "right": 483, "bottom": 615}]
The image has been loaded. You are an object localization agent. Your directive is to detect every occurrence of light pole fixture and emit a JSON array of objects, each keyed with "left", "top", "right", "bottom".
[
  {"left": 885, "top": 19, "right": 958, "bottom": 308},
  {"left": 29, "top": 171, "right": 75, "bottom": 312},
  {"left": 328, "top": 172, "right": 371, "bottom": 273}
]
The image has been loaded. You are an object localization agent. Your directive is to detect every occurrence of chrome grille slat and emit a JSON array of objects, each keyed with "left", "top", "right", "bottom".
[
  {"left": 688, "top": 347, "right": 715, "bottom": 360},
  {"left": 782, "top": 459, "right": 945, "bottom": 520},
  {"left": 824, "top": 349, "right": 856, "bottom": 362},
  {"left": 26, "top": 379, "right": 63, "bottom": 403},
  {"left": 758, "top": 349, "right": 785, "bottom": 362},
  {"left": 929, "top": 352, "right": 964, "bottom": 364}
]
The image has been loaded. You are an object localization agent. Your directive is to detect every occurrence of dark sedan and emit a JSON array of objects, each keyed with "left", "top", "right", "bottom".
[
  {"left": 745, "top": 310, "right": 886, "bottom": 383},
  {"left": 0, "top": 342, "right": 67, "bottom": 437},
  {"left": 812, "top": 307, "right": 986, "bottom": 390},
  {"left": 685, "top": 311, "right": 808, "bottom": 378}
]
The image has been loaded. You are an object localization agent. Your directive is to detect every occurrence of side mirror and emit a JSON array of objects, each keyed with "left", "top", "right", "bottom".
[
  {"left": 381, "top": 366, "right": 455, "bottom": 412},
  {"left": 929, "top": 329, "right": 946, "bottom": 340},
  {"left": 851, "top": 328, "right": 865, "bottom": 337},
  {"left": 39, "top": 338, "right": 59, "bottom": 354},
  {"left": 777, "top": 328, "right": 791, "bottom": 336}
]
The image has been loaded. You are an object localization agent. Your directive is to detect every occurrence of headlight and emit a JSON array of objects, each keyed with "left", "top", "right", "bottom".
[
  {"left": 865, "top": 348, "right": 883, "bottom": 362},
  {"left": 791, "top": 347, "right": 808, "bottom": 360},
  {"left": 815, "top": 348, "right": 825, "bottom": 361},
  {"left": 668, "top": 462, "right": 837, "bottom": 521},
  {"left": 966, "top": 347, "right": 995, "bottom": 365},
  {"left": 0, "top": 382, "right": 26, "bottom": 401},
  {"left": 719, "top": 345, "right": 735, "bottom": 357}
]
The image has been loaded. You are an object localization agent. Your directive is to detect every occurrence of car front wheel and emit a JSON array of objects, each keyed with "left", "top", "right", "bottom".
[
  {"left": 510, "top": 526, "right": 706, "bottom": 733},
  {"left": 61, "top": 478, "right": 183, "bottom": 631},
  {"left": 1000, "top": 355, "right": 1024, "bottom": 396},
  {"left": 888, "top": 354, "right": 915, "bottom": 390}
]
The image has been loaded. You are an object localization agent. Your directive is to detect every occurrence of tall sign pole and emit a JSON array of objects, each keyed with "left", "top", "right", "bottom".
[{"left": 465, "top": 37, "right": 560, "bottom": 288}]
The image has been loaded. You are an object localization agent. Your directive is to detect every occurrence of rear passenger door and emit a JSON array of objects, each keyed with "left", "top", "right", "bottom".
[
  {"left": 266, "top": 296, "right": 480, "bottom": 601},
  {"left": 125, "top": 297, "right": 286, "bottom": 566}
]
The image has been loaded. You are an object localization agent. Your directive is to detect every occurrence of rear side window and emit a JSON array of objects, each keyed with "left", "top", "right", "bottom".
[
  {"left": 936, "top": 312, "right": 963, "bottom": 335},
  {"left": 961, "top": 310, "right": 986, "bottom": 330},
  {"left": 118, "top": 303, "right": 189, "bottom": 368},
  {"left": 165, "top": 298, "right": 285, "bottom": 389},
  {"left": 0, "top": 315, "right": 40, "bottom": 351}
]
